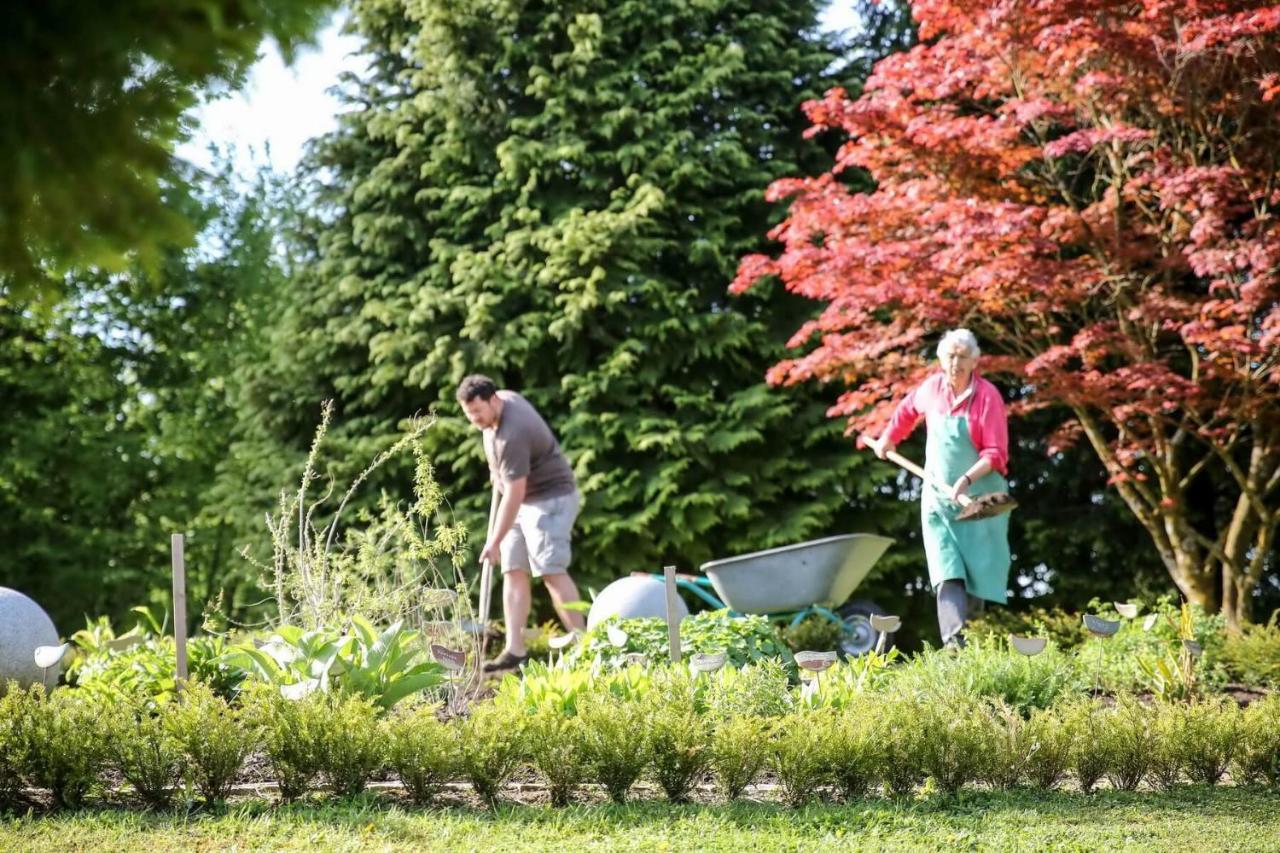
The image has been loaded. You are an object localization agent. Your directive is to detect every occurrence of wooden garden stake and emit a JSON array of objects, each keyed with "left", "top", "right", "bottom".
[
  {"left": 663, "top": 564, "right": 681, "bottom": 664},
  {"left": 171, "top": 533, "right": 189, "bottom": 687}
]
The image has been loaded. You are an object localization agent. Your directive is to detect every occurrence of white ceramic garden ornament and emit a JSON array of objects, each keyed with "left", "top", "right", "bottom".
[
  {"left": 794, "top": 650, "right": 838, "bottom": 672},
  {"left": 689, "top": 651, "right": 727, "bottom": 674},
  {"left": 606, "top": 625, "right": 628, "bottom": 648},
  {"left": 1009, "top": 634, "right": 1047, "bottom": 656},
  {"left": 1083, "top": 614, "right": 1120, "bottom": 637},
  {"left": 1114, "top": 603, "right": 1139, "bottom": 619},
  {"left": 624, "top": 652, "right": 649, "bottom": 667},
  {"left": 869, "top": 614, "right": 901, "bottom": 633},
  {"left": 547, "top": 631, "right": 579, "bottom": 650},
  {"left": 1143, "top": 613, "right": 1159, "bottom": 632}
]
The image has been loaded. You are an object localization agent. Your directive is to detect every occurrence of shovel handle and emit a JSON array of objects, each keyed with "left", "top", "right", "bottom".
[{"left": 863, "top": 435, "right": 973, "bottom": 508}]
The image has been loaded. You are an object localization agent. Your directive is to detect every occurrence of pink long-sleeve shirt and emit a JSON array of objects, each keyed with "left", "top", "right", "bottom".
[{"left": 883, "top": 372, "right": 1010, "bottom": 476}]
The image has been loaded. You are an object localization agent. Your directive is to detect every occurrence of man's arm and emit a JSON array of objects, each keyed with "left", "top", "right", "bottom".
[{"left": 479, "top": 476, "right": 527, "bottom": 566}]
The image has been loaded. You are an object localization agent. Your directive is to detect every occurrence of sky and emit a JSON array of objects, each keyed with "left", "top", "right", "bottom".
[{"left": 179, "top": 5, "right": 863, "bottom": 177}]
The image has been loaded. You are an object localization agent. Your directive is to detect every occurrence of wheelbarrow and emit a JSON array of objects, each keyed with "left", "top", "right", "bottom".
[{"left": 676, "top": 534, "right": 895, "bottom": 656}]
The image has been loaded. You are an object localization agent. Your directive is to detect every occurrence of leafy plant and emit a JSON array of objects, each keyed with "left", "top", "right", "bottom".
[
  {"left": 384, "top": 705, "right": 457, "bottom": 806},
  {"left": 768, "top": 710, "right": 834, "bottom": 807},
  {"left": 319, "top": 694, "right": 387, "bottom": 797},
  {"left": 1099, "top": 694, "right": 1154, "bottom": 792},
  {"left": 876, "top": 689, "right": 929, "bottom": 797},
  {"left": 799, "top": 648, "right": 901, "bottom": 709},
  {"left": 780, "top": 615, "right": 845, "bottom": 654},
  {"left": 21, "top": 687, "right": 108, "bottom": 809},
  {"left": 707, "top": 716, "right": 770, "bottom": 801},
  {"left": 983, "top": 700, "right": 1034, "bottom": 790},
  {"left": 1234, "top": 694, "right": 1280, "bottom": 786},
  {"left": 569, "top": 610, "right": 792, "bottom": 672},
  {"left": 576, "top": 692, "right": 651, "bottom": 804},
  {"left": 526, "top": 711, "right": 587, "bottom": 807},
  {"left": 1023, "top": 705, "right": 1072, "bottom": 791},
  {"left": 492, "top": 661, "right": 595, "bottom": 717},
  {"left": 456, "top": 704, "right": 526, "bottom": 808},
  {"left": 1060, "top": 696, "right": 1109, "bottom": 794},
  {"left": 704, "top": 659, "right": 792, "bottom": 720},
  {"left": 914, "top": 689, "right": 994, "bottom": 794},
  {"left": 0, "top": 683, "right": 34, "bottom": 809},
  {"left": 104, "top": 702, "right": 185, "bottom": 809},
  {"left": 1177, "top": 698, "right": 1240, "bottom": 786},
  {"left": 165, "top": 681, "right": 257, "bottom": 804},
  {"left": 646, "top": 676, "right": 709, "bottom": 803},
  {"left": 242, "top": 685, "right": 327, "bottom": 802},
  {"left": 1218, "top": 615, "right": 1280, "bottom": 688},
  {"left": 219, "top": 617, "right": 445, "bottom": 709},
  {"left": 828, "top": 702, "right": 881, "bottom": 801}
]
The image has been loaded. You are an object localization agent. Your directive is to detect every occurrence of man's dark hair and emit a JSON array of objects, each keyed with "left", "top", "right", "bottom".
[{"left": 456, "top": 374, "right": 498, "bottom": 403}]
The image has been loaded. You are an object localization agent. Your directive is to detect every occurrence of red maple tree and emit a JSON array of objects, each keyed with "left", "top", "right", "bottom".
[{"left": 733, "top": 0, "right": 1280, "bottom": 626}]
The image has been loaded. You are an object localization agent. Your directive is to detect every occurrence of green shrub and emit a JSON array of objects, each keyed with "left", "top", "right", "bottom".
[
  {"left": 0, "top": 683, "right": 34, "bottom": 809},
  {"left": 104, "top": 702, "right": 184, "bottom": 809},
  {"left": 165, "top": 681, "right": 256, "bottom": 804},
  {"left": 1023, "top": 705, "right": 1071, "bottom": 790},
  {"left": 704, "top": 660, "right": 792, "bottom": 720},
  {"left": 577, "top": 692, "right": 651, "bottom": 804},
  {"left": 768, "top": 710, "right": 835, "bottom": 807},
  {"left": 1099, "top": 694, "right": 1154, "bottom": 792},
  {"left": 243, "top": 686, "right": 327, "bottom": 802},
  {"left": 1060, "top": 696, "right": 1109, "bottom": 793},
  {"left": 707, "top": 716, "right": 770, "bottom": 801},
  {"left": 1178, "top": 698, "right": 1240, "bottom": 786},
  {"left": 876, "top": 689, "right": 928, "bottom": 797},
  {"left": 456, "top": 704, "right": 526, "bottom": 807},
  {"left": 983, "top": 700, "right": 1034, "bottom": 790},
  {"left": 1146, "top": 702, "right": 1185, "bottom": 790},
  {"left": 829, "top": 702, "right": 881, "bottom": 801},
  {"left": 893, "top": 639, "right": 1085, "bottom": 715},
  {"left": 568, "top": 610, "right": 792, "bottom": 671},
  {"left": 385, "top": 705, "right": 457, "bottom": 806},
  {"left": 915, "top": 689, "right": 994, "bottom": 794},
  {"left": 318, "top": 695, "right": 386, "bottom": 797},
  {"left": 1233, "top": 695, "right": 1280, "bottom": 786},
  {"left": 1218, "top": 616, "right": 1280, "bottom": 688},
  {"left": 22, "top": 687, "right": 108, "bottom": 809},
  {"left": 646, "top": 676, "right": 709, "bottom": 803},
  {"left": 526, "top": 711, "right": 587, "bottom": 807},
  {"left": 966, "top": 605, "right": 1091, "bottom": 650},
  {"left": 780, "top": 615, "right": 845, "bottom": 654}
]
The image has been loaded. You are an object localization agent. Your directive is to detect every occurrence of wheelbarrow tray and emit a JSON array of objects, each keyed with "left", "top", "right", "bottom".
[{"left": 699, "top": 534, "right": 893, "bottom": 614}]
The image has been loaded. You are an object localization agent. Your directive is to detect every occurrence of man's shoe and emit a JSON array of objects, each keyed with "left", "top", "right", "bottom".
[{"left": 482, "top": 650, "right": 529, "bottom": 673}]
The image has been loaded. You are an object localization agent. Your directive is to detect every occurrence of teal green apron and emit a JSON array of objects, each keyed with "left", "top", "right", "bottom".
[{"left": 921, "top": 397, "right": 1011, "bottom": 604}]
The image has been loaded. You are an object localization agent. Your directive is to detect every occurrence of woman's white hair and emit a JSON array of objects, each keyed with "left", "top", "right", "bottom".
[{"left": 937, "top": 328, "right": 981, "bottom": 359}]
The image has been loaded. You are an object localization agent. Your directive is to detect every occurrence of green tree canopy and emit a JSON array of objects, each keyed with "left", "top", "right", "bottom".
[
  {"left": 0, "top": 0, "right": 334, "bottom": 296},
  {"left": 221, "top": 0, "right": 917, "bottom": 599}
]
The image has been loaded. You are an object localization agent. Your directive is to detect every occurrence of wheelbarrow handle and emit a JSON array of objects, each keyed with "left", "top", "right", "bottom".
[{"left": 862, "top": 435, "right": 974, "bottom": 508}]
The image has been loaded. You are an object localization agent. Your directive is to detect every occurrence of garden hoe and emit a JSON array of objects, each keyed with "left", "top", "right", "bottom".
[{"left": 861, "top": 435, "right": 1017, "bottom": 521}]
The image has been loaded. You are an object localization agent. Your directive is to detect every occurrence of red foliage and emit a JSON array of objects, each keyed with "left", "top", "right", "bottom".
[{"left": 733, "top": 0, "right": 1280, "bottom": 617}]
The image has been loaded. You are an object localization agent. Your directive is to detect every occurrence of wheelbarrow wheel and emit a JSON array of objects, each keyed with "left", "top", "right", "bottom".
[{"left": 836, "top": 599, "right": 892, "bottom": 657}]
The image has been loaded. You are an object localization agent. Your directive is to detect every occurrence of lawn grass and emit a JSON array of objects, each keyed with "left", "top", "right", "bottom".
[{"left": 3, "top": 787, "right": 1278, "bottom": 851}]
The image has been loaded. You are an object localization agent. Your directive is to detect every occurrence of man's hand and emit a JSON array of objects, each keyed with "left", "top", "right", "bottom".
[
  {"left": 949, "top": 476, "right": 971, "bottom": 504},
  {"left": 479, "top": 540, "right": 500, "bottom": 566}
]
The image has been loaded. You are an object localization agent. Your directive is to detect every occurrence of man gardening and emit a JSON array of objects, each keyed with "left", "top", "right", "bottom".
[{"left": 457, "top": 375, "right": 585, "bottom": 671}]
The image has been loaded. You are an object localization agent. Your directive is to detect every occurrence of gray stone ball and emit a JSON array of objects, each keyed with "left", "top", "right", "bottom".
[
  {"left": 0, "top": 587, "right": 61, "bottom": 690},
  {"left": 587, "top": 575, "right": 689, "bottom": 629}
]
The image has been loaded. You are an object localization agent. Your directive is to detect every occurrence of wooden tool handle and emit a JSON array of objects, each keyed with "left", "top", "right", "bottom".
[{"left": 863, "top": 435, "right": 973, "bottom": 508}]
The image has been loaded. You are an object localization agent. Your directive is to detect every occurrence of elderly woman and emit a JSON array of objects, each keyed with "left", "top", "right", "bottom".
[{"left": 870, "top": 329, "right": 1011, "bottom": 648}]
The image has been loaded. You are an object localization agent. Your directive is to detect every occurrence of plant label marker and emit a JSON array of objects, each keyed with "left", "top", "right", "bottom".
[
  {"left": 606, "top": 624, "right": 629, "bottom": 648},
  {"left": 1114, "top": 603, "right": 1139, "bottom": 619},
  {"left": 870, "top": 614, "right": 900, "bottom": 654},
  {"left": 431, "top": 644, "right": 467, "bottom": 672},
  {"left": 1083, "top": 614, "right": 1120, "bottom": 637},
  {"left": 689, "top": 651, "right": 726, "bottom": 675},
  {"left": 171, "top": 533, "right": 189, "bottom": 687},
  {"left": 664, "top": 564, "right": 681, "bottom": 664}
]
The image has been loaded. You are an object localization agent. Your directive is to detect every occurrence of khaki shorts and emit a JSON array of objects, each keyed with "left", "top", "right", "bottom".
[{"left": 499, "top": 490, "right": 581, "bottom": 578}]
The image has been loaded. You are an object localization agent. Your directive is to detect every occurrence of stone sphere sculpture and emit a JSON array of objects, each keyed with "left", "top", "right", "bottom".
[
  {"left": 0, "top": 588, "right": 61, "bottom": 689},
  {"left": 587, "top": 575, "right": 689, "bottom": 629}
]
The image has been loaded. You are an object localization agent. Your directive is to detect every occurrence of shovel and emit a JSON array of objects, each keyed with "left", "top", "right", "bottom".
[{"left": 862, "top": 435, "right": 1017, "bottom": 522}]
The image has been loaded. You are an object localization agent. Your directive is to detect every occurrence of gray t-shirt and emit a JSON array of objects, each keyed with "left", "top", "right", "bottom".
[{"left": 482, "top": 391, "right": 576, "bottom": 500}]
